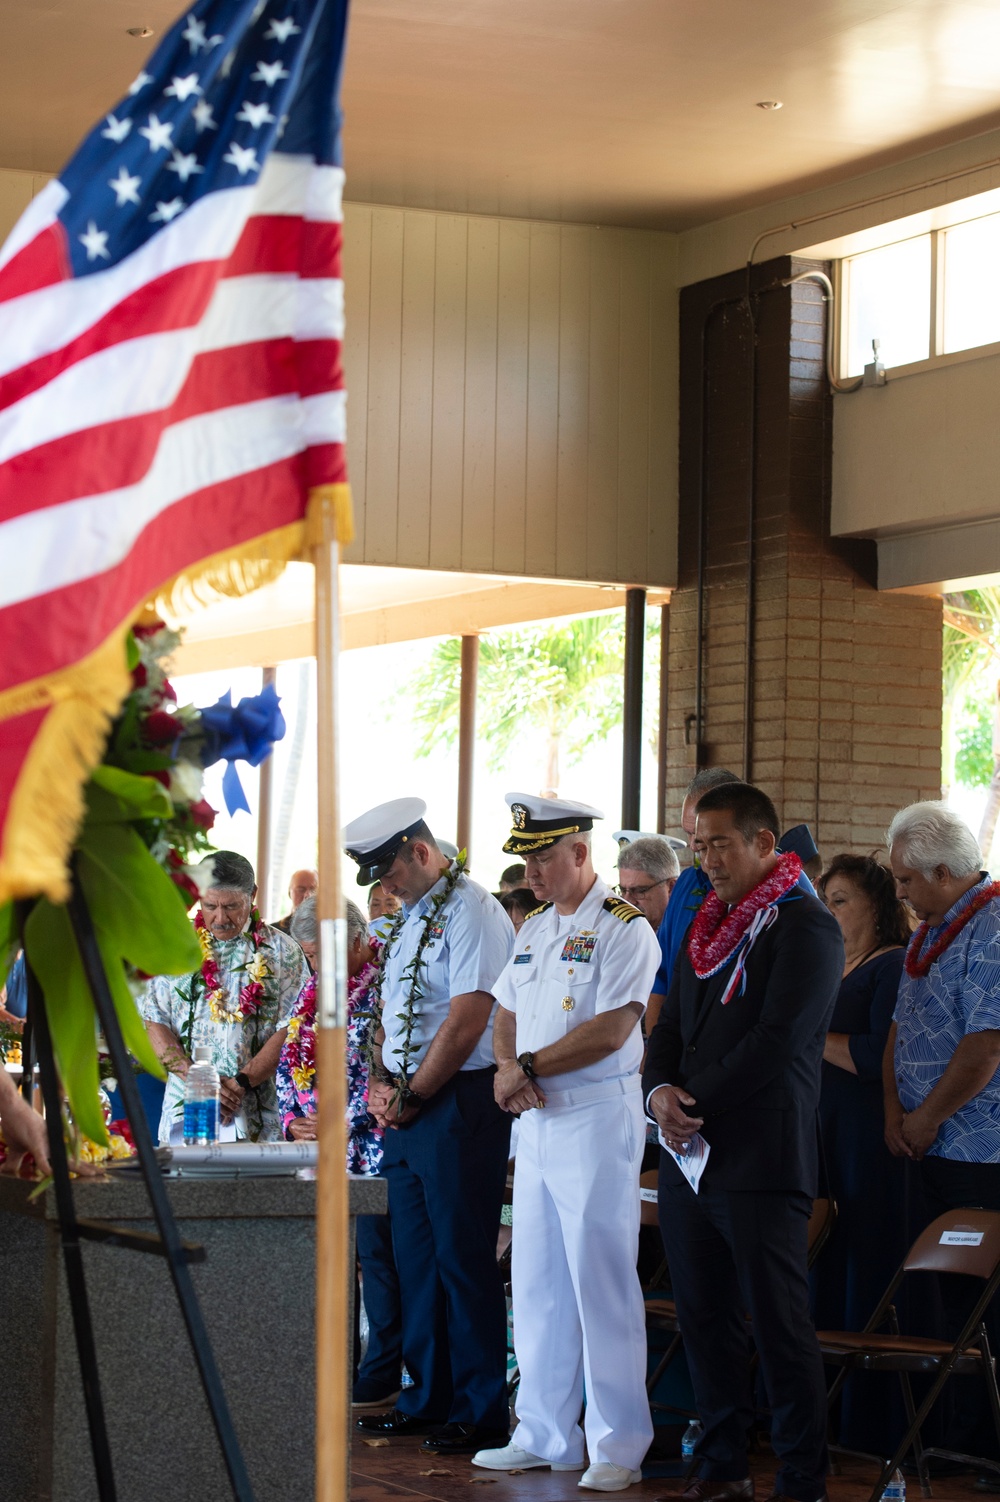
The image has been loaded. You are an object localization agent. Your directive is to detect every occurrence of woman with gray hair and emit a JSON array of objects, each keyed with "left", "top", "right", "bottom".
[{"left": 274, "top": 899, "right": 404, "bottom": 1407}]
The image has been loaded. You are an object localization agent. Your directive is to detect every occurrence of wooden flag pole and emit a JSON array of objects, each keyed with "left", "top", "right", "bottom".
[{"left": 312, "top": 489, "right": 350, "bottom": 1502}]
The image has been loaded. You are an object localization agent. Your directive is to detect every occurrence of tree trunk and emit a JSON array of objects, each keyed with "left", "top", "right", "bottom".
[
  {"left": 542, "top": 733, "right": 560, "bottom": 799},
  {"left": 978, "top": 678, "right": 1000, "bottom": 863}
]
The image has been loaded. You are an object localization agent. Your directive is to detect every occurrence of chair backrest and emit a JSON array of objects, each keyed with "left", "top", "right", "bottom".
[
  {"left": 807, "top": 1196, "right": 837, "bottom": 1268},
  {"left": 905, "top": 1209, "right": 1000, "bottom": 1279},
  {"left": 639, "top": 1170, "right": 659, "bottom": 1226}
]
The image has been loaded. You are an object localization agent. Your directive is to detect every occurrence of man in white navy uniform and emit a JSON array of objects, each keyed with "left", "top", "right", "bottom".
[
  {"left": 343, "top": 798, "right": 515, "bottom": 1456},
  {"left": 474, "top": 793, "right": 660, "bottom": 1493}
]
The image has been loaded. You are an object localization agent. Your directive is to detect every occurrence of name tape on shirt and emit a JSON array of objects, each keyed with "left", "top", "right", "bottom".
[
  {"left": 939, "top": 1230, "right": 985, "bottom": 1246},
  {"left": 560, "top": 934, "right": 597, "bottom": 964},
  {"left": 514, "top": 953, "right": 533, "bottom": 965}
]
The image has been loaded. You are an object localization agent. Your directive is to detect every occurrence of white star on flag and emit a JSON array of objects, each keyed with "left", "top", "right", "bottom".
[
  {"left": 128, "top": 70, "right": 153, "bottom": 96},
  {"left": 181, "top": 13, "right": 208, "bottom": 52},
  {"left": 79, "top": 222, "right": 111, "bottom": 260},
  {"left": 108, "top": 167, "right": 143, "bottom": 206},
  {"left": 265, "top": 16, "right": 301, "bottom": 42},
  {"left": 236, "top": 100, "right": 276, "bottom": 128},
  {"left": 139, "top": 114, "right": 174, "bottom": 152},
  {"left": 223, "top": 141, "right": 260, "bottom": 176},
  {"left": 102, "top": 113, "right": 132, "bottom": 143},
  {"left": 251, "top": 60, "right": 290, "bottom": 87},
  {"left": 165, "top": 73, "right": 203, "bottom": 102},
  {"left": 192, "top": 100, "right": 218, "bottom": 132},
  {"left": 149, "top": 198, "right": 186, "bottom": 224},
  {"left": 167, "top": 149, "right": 204, "bottom": 183}
]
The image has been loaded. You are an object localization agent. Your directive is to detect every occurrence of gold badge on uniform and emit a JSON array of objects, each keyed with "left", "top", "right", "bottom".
[{"left": 562, "top": 996, "right": 575, "bottom": 1011}]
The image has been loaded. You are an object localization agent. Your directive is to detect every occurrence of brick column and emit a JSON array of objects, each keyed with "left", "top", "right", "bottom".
[{"left": 666, "top": 255, "right": 942, "bottom": 856}]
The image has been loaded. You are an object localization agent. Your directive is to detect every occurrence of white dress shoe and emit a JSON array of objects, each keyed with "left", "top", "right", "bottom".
[
  {"left": 472, "top": 1442, "right": 585, "bottom": 1472},
  {"left": 578, "top": 1461, "right": 644, "bottom": 1491}
]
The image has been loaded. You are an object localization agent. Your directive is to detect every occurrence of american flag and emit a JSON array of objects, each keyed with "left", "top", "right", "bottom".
[{"left": 0, "top": 0, "right": 349, "bottom": 904}]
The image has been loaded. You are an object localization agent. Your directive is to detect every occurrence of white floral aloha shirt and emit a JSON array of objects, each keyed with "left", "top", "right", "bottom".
[{"left": 143, "top": 922, "right": 310, "bottom": 1144}]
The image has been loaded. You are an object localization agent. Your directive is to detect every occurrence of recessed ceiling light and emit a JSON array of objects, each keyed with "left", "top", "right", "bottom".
[
  {"left": 127, "top": 26, "right": 155, "bottom": 37},
  {"left": 756, "top": 100, "right": 783, "bottom": 111}
]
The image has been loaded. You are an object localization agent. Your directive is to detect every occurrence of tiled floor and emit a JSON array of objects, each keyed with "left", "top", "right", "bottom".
[{"left": 350, "top": 1432, "right": 987, "bottom": 1502}]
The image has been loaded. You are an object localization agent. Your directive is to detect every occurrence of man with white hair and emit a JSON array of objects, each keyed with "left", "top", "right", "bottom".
[
  {"left": 615, "top": 835, "right": 681, "bottom": 932},
  {"left": 143, "top": 850, "right": 310, "bottom": 1143},
  {"left": 885, "top": 799, "right": 1000, "bottom": 1464},
  {"left": 475, "top": 793, "right": 660, "bottom": 1492}
]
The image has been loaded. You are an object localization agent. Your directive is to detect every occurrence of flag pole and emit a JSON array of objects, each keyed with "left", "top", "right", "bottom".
[{"left": 312, "top": 488, "right": 350, "bottom": 1502}]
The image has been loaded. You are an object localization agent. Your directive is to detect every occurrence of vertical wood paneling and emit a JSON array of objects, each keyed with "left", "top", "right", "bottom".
[
  {"left": 429, "top": 216, "right": 469, "bottom": 568},
  {"left": 341, "top": 203, "right": 372, "bottom": 560},
  {"left": 363, "top": 208, "right": 405, "bottom": 564},
  {"left": 586, "top": 230, "right": 621, "bottom": 578},
  {"left": 493, "top": 220, "right": 531, "bottom": 575},
  {"left": 617, "top": 234, "right": 652, "bottom": 581},
  {"left": 555, "top": 228, "right": 591, "bottom": 579},
  {"left": 396, "top": 212, "right": 437, "bottom": 567},
  {"left": 344, "top": 203, "right": 678, "bottom": 588},
  {"left": 461, "top": 218, "right": 500, "bottom": 572},
  {"left": 524, "top": 224, "right": 561, "bottom": 578}
]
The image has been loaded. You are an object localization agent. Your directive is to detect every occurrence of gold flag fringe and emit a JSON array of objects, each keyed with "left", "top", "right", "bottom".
[{"left": 0, "top": 485, "right": 354, "bottom": 907}]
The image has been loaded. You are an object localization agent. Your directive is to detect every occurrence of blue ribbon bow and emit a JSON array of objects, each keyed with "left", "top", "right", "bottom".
[{"left": 197, "top": 682, "right": 286, "bottom": 815}]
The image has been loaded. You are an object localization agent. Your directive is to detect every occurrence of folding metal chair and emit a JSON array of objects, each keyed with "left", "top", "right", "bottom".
[{"left": 818, "top": 1207, "right": 1000, "bottom": 1502}]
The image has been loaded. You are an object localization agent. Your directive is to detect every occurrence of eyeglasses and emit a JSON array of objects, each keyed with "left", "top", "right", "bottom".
[{"left": 614, "top": 879, "right": 668, "bottom": 900}]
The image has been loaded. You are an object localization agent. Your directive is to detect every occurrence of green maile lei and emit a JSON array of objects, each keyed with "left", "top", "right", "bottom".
[{"left": 360, "top": 853, "right": 466, "bottom": 1120}]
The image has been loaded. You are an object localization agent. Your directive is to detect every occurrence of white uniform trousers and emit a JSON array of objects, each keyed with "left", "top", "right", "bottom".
[{"left": 510, "top": 1079, "right": 653, "bottom": 1469}]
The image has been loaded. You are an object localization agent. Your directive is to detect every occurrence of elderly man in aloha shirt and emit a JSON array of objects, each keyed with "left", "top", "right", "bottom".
[
  {"left": 143, "top": 850, "right": 310, "bottom": 1144},
  {"left": 884, "top": 799, "right": 1000, "bottom": 1467}
]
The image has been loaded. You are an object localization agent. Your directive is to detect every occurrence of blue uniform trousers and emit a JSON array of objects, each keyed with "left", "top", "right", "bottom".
[
  {"left": 382, "top": 1067, "right": 511, "bottom": 1430},
  {"left": 356, "top": 1211, "right": 403, "bottom": 1388}
]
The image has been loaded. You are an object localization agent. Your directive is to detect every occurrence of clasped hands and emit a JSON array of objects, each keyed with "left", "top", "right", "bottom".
[
  {"left": 219, "top": 1075, "right": 247, "bottom": 1125},
  {"left": 367, "top": 1077, "right": 422, "bottom": 1130},
  {"left": 649, "top": 1085, "right": 703, "bottom": 1156},
  {"left": 494, "top": 1060, "right": 545, "bottom": 1115},
  {"left": 885, "top": 1100, "right": 939, "bottom": 1160}
]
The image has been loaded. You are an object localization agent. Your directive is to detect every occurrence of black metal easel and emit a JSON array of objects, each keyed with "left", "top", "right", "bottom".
[{"left": 18, "top": 872, "right": 256, "bottom": 1502}]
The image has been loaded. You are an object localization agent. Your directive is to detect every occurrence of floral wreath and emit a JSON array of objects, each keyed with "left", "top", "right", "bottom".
[
  {"left": 362, "top": 854, "right": 467, "bottom": 1112},
  {"left": 178, "top": 908, "right": 273, "bottom": 1052}
]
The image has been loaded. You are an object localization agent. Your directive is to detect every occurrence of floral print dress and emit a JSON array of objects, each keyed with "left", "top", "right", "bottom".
[{"left": 275, "top": 947, "right": 385, "bottom": 1175}]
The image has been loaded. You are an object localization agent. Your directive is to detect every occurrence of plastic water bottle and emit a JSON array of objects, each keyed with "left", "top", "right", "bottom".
[
  {"left": 681, "top": 1420, "right": 703, "bottom": 1460},
  {"left": 881, "top": 1469, "right": 905, "bottom": 1502},
  {"left": 183, "top": 1045, "right": 220, "bottom": 1146}
]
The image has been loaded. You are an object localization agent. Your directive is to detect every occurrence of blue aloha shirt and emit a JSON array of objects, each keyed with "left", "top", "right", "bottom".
[
  {"left": 894, "top": 874, "right": 1000, "bottom": 1162},
  {"left": 143, "top": 922, "right": 309, "bottom": 1144},
  {"left": 274, "top": 945, "right": 385, "bottom": 1175}
]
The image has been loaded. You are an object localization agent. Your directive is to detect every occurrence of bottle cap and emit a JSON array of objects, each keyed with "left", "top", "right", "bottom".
[{"left": 193, "top": 1044, "right": 212, "bottom": 1063}]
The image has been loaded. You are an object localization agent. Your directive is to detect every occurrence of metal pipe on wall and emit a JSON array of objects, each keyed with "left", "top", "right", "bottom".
[
  {"left": 656, "top": 603, "right": 669, "bottom": 832},
  {"left": 621, "top": 589, "right": 646, "bottom": 830},
  {"left": 256, "top": 665, "right": 277, "bottom": 918},
  {"left": 457, "top": 636, "right": 479, "bottom": 860}
]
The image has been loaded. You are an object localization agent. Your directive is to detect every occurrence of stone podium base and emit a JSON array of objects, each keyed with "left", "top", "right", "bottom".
[{"left": 0, "top": 1171, "right": 386, "bottom": 1501}]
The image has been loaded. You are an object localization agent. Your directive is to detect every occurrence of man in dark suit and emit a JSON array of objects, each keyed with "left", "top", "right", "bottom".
[{"left": 643, "top": 782, "right": 842, "bottom": 1502}]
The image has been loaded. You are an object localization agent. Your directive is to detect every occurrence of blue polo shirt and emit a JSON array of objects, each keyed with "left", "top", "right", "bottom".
[{"left": 894, "top": 875, "right": 1000, "bottom": 1162}]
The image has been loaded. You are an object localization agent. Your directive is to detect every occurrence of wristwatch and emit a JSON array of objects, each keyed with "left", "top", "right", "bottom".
[
  {"left": 234, "top": 1071, "right": 252, "bottom": 1091},
  {"left": 516, "top": 1051, "right": 537, "bottom": 1079},
  {"left": 397, "top": 1084, "right": 425, "bottom": 1111}
]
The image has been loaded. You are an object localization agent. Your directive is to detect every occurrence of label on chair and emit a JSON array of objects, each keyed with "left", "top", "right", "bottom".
[
  {"left": 939, "top": 1230, "right": 985, "bottom": 1245},
  {"left": 640, "top": 1188, "right": 658, "bottom": 1203}
]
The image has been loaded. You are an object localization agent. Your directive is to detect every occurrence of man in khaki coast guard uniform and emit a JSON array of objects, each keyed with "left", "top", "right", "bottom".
[{"left": 474, "top": 793, "right": 660, "bottom": 1493}]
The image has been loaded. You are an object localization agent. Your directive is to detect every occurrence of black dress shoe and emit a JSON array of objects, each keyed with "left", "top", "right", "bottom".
[
  {"left": 356, "top": 1408, "right": 440, "bottom": 1436},
  {"left": 422, "top": 1423, "right": 511, "bottom": 1454}
]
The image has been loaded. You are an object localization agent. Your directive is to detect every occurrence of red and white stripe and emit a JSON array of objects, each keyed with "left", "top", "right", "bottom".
[{"left": 0, "top": 154, "right": 346, "bottom": 699}]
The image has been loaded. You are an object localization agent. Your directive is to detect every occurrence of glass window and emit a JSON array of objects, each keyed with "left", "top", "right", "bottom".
[
  {"left": 942, "top": 214, "right": 1000, "bottom": 354},
  {"left": 844, "top": 236, "right": 931, "bottom": 375}
]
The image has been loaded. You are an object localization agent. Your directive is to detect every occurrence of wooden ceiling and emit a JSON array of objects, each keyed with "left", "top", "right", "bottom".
[{"left": 3, "top": 0, "right": 1000, "bottom": 229}]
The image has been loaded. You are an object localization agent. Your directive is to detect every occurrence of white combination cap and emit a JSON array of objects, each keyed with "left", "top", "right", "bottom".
[
  {"left": 343, "top": 797, "right": 428, "bottom": 886},
  {"left": 502, "top": 792, "right": 604, "bottom": 855}
]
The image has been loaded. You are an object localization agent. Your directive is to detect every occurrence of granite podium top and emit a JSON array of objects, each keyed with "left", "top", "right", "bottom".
[{"left": 0, "top": 1171, "right": 387, "bottom": 1222}]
